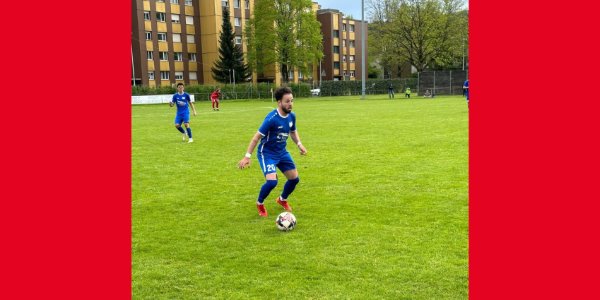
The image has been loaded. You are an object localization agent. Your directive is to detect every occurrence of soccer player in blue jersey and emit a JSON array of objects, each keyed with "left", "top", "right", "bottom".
[
  {"left": 169, "top": 83, "right": 197, "bottom": 143},
  {"left": 238, "top": 87, "right": 308, "bottom": 217},
  {"left": 463, "top": 79, "right": 469, "bottom": 108}
]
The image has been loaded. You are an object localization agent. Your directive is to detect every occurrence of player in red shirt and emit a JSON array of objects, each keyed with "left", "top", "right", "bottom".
[{"left": 210, "top": 88, "right": 221, "bottom": 111}]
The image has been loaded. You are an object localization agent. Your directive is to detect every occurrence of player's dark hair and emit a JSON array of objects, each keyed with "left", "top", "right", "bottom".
[
  {"left": 177, "top": 83, "right": 184, "bottom": 87},
  {"left": 274, "top": 87, "right": 292, "bottom": 101}
]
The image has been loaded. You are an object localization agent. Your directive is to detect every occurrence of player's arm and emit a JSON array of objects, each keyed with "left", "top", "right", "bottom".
[
  {"left": 189, "top": 99, "right": 197, "bottom": 116},
  {"left": 238, "top": 132, "right": 263, "bottom": 169},
  {"left": 290, "top": 131, "right": 307, "bottom": 155},
  {"left": 169, "top": 95, "right": 175, "bottom": 107}
]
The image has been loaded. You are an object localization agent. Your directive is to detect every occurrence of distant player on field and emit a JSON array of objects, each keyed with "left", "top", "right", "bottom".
[
  {"left": 169, "top": 83, "right": 197, "bottom": 143},
  {"left": 210, "top": 88, "right": 221, "bottom": 111},
  {"left": 463, "top": 79, "right": 469, "bottom": 108},
  {"left": 238, "top": 87, "right": 308, "bottom": 217},
  {"left": 405, "top": 87, "right": 411, "bottom": 98}
]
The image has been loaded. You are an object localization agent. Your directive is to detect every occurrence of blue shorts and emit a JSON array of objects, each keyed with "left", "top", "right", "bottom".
[
  {"left": 257, "top": 151, "right": 296, "bottom": 176},
  {"left": 174, "top": 113, "right": 190, "bottom": 125}
]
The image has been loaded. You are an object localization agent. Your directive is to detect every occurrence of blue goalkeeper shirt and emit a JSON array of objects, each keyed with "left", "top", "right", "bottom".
[{"left": 257, "top": 109, "right": 297, "bottom": 156}]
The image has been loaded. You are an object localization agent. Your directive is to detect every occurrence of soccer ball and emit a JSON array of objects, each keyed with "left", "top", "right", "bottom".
[{"left": 275, "top": 212, "right": 297, "bottom": 231}]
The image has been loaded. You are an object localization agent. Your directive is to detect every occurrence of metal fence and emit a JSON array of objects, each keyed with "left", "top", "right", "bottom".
[{"left": 418, "top": 70, "right": 468, "bottom": 96}]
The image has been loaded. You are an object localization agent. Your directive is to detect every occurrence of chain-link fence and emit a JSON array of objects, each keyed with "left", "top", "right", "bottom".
[
  {"left": 304, "top": 70, "right": 467, "bottom": 97},
  {"left": 418, "top": 70, "right": 468, "bottom": 96},
  {"left": 132, "top": 70, "right": 469, "bottom": 100}
]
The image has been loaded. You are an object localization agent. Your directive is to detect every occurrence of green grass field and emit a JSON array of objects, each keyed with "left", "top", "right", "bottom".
[{"left": 132, "top": 94, "right": 469, "bottom": 299}]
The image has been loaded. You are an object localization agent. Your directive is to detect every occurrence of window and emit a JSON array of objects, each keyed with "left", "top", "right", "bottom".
[
  {"left": 156, "top": 12, "right": 166, "bottom": 22},
  {"left": 148, "top": 72, "right": 155, "bottom": 80},
  {"left": 172, "top": 33, "right": 181, "bottom": 42},
  {"left": 333, "top": 46, "right": 340, "bottom": 54},
  {"left": 350, "top": 70, "right": 355, "bottom": 77},
  {"left": 288, "top": 71, "right": 294, "bottom": 80},
  {"left": 188, "top": 53, "right": 197, "bottom": 61},
  {"left": 145, "top": 31, "right": 152, "bottom": 40},
  {"left": 333, "top": 30, "right": 339, "bottom": 38},
  {"left": 147, "top": 51, "right": 153, "bottom": 60},
  {"left": 185, "top": 0, "right": 192, "bottom": 6},
  {"left": 342, "top": 56, "right": 346, "bottom": 62},
  {"left": 349, "top": 55, "right": 355, "bottom": 62},
  {"left": 298, "top": 71, "right": 303, "bottom": 79},
  {"left": 234, "top": 0, "right": 240, "bottom": 8},
  {"left": 342, "top": 24, "right": 346, "bottom": 31},
  {"left": 171, "top": 14, "right": 180, "bottom": 23},
  {"left": 187, "top": 34, "right": 195, "bottom": 43},
  {"left": 342, "top": 40, "right": 346, "bottom": 47},
  {"left": 234, "top": 36, "right": 242, "bottom": 45},
  {"left": 144, "top": 11, "right": 150, "bottom": 20},
  {"left": 350, "top": 24, "right": 355, "bottom": 32},
  {"left": 222, "top": 0, "right": 229, "bottom": 8},
  {"left": 334, "top": 62, "right": 340, "bottom": 69},
  {"left": 349, "top": 40, "right": 355, "bottom": 48},
  {"left": 174, "top": 52, "right": 183, "bottom": 61},
  {"left": 157, "top": 32, "right": 167, "bottom": 41},
  {"left": 189, "top": 72, "right": 197, "bottom": 80},
  {"left": 175, "top": 71, "right": 184, "bottom": 80},
  {"left": 159, "top": 52, "right": 168, "bottom": 60},
  {"left": 170, "top": 0, "right": 179, "bottom": 4},
  {"left": 343, "top": 70, "right": 347, "bottom": 77},
  {"left": 245, "top": 0, "right": 250, "bottom": 9},
  {"left": 185, "top": 16, "right": 194, "bottom": 25},
  {"left": 234, "top": 17, "right": 241, "bottom": 27},
  {"left": 160, "top": 71, "right": 170, "bottom": 80}
]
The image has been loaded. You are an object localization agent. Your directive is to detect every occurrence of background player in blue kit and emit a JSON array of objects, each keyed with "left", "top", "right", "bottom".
[
  {"left": 463, "top": 79, "right": 469, "bottom": 108},
  {"left": 169, "top": 83, "right": 197, "bottom": 143},
  {"left": 238, "top": 87, "right": 308, "bottom": 217}
]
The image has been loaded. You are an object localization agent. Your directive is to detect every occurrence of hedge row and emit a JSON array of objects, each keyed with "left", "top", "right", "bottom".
[
  {"left": 131, "top": 79, "right": 419, "bottom": 99},
  {"left": 132, "top": 83, "right": 312, "bottom": 99}
]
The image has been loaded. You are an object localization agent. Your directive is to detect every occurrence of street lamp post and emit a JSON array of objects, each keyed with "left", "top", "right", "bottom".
[
  {"left": 131, "top": 43, "right": 136, "bottom": 86},
  {"left": 361, "top": 0, "right": 365, "bottom": 99},
  {"left": 462, "top": 37, "right": 465, "bottom": 71},
  {"left": 319, "top": 60, "right": 322, "bottom": 88}
]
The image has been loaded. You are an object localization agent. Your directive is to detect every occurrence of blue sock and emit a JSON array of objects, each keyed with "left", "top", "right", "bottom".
[
  {"left": 176, "top": 126, "right": 185, "bottom": 134},
  {"left": 186, "top": 127, "right": 192, "bottom": 138},
  {"left": 257, "top": 180, "right": 278, "bottom": 204},
  {"left": 281, "top": 177, "right": 300, "bottom": 200}
]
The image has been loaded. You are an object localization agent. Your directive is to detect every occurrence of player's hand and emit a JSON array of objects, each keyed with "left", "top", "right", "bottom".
[
  {"left": 193, "top": 111, "right": 197, "bottom": 116},
  {"left": 238, "top": 157, "right": 251, "bottom": 169},
  {"left": 298, "top": 144, "right": 307, "bottom": 155}
]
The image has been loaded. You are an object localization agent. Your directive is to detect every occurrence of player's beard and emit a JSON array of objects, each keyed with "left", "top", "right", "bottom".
[{"left": 281, "top": 106, "right": 292, "bottom": 114}]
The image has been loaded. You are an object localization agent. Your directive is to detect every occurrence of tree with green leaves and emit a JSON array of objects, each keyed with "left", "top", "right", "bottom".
[
  {"left": 212, "top": 8, "right": 250, "bottom": 84},
  {"left": 368, "top": 0, "right": 468, "bottom": 73},
  {"left": 245, "top": 0, "right": 323, "bottom": 83}
]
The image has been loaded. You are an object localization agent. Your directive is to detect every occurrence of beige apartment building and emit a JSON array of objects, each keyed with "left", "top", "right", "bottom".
[
  {"left": 316, "top": 9, "right": 368, "bottom": 83},
  {"left": 131, "top": 1, "right": 367, "bottom": 87}
]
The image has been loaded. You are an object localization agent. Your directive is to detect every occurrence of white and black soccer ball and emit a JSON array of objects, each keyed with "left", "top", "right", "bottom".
[{"left": 275, "top": 212, "right": 297, "bottom": 231}]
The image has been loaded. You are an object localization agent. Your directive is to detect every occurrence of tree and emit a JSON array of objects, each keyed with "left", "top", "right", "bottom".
[
  {"left": 212, "top": 8, "right": 250, "bottom": 84},
  {"left": 368, "top": 0, "right": 406, "bottom": 78},
  {"left": 245, "top": 0, "right": 322, "bottom": 83},
  {"left": 367, "top": 0, "right": 468, "bottom": 73}
]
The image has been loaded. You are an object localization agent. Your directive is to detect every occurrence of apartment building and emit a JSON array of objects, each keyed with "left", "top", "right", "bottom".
[
  {"left": 132, "top": 0, "right": 252, "bottom": 87},
  {"left": 316, "top": 9, "right": 368, "bottom": 82},
  {"left": 132, "top": 1, "right": 367, "bottom": 87}
]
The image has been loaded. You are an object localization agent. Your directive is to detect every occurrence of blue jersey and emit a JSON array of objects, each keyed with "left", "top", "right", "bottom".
[
  {"left": 257, "top": 109, "right": 297, "bottom": 156},
  {"left": 172, "top": 92, "right": 192, "bottom": 115}
]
